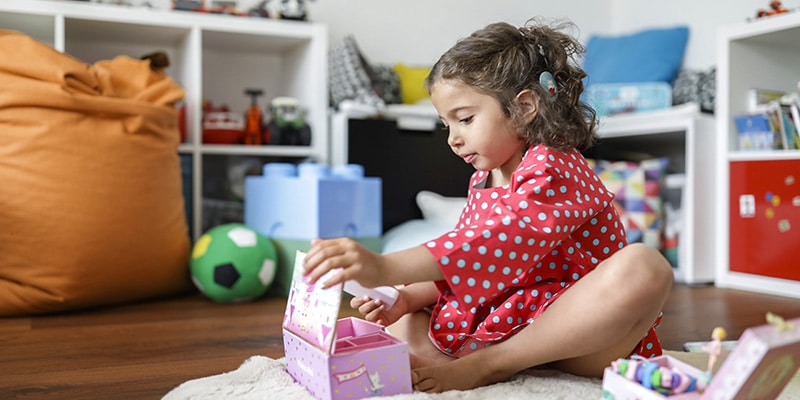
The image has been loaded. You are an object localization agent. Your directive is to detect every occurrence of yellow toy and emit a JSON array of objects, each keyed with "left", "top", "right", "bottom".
[{"left": 766, "top": 311, "right": 795, "bottom": 332}]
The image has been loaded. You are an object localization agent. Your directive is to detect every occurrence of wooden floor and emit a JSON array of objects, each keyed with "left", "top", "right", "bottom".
[{"left": 1, "top": 284, "right": 798, "bottom": 399}]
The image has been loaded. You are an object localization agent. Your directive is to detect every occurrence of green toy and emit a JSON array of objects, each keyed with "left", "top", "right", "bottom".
[{"left": 190, "top": 223, "right": 277, "bottom": 303}]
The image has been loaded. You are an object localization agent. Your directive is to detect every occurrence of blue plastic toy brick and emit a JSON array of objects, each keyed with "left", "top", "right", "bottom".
[{"left": 244, "top": 162, "right": 382, "bottom": 240}]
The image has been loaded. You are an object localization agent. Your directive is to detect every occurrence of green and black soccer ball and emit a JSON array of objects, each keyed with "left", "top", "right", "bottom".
[{"left": 190, "top": 223, "right": 277, "bottom": 303}]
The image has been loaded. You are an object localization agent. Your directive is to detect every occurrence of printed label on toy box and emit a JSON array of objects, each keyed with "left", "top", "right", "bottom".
[{"left": 283, "top": 250, "right": 343, "bottom": 353}]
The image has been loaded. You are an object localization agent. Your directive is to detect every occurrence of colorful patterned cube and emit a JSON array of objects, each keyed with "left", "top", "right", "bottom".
[{"left": 588, "top": 158, "right": 669, "bottom": 250}]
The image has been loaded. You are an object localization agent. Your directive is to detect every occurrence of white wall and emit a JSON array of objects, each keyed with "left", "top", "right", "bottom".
[
  {"left": 144, "top": 0, "right": 798, "bottom": 69},
  {"left": 300, "top": 0, "right": 798, "bottom": 70},
  {"left": 304, "top": 0, "right": 612, "bottom": 66},
  {"left": 607, "top": 0, "right": 797, "bottom": 69}
]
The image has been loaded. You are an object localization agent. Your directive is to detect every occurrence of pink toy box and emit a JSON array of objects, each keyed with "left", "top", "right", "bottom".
[
  {"left": 602, "top": 316, "right": 800, "bottom": 399},
  {"left": 282, "top": 251, "right": 412, "bottom": 400}
]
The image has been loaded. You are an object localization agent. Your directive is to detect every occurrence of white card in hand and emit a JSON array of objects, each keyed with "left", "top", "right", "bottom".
[{"left": 343, "top": 280, "right": 399, "bottom": 309}]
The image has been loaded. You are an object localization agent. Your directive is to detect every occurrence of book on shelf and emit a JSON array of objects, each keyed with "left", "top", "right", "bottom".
[
  {"left": 734, "top": 113, "right": 774, "bottom": 151},
  {"left": 735, "top": 93, "right": 800, "bottom": 152},
  {"left": 777, "top": 101, "right": 800, "bottom": 150},
  {"left": 789, "top": 99, "right": 800, "bottom": 149},
  {"left": 764, "top": 104, "right": 786, "bottom": 150},
  {"left": 767, "top": 99, "right": 800, "bottom": 150},
  {"left": 747, "top": 88, "right": 786, "bottom": 113}
]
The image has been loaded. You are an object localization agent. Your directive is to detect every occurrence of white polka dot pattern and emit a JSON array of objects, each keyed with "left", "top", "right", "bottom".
[{"left": 424, "top": 145, "right": 629, "bottom": 357}]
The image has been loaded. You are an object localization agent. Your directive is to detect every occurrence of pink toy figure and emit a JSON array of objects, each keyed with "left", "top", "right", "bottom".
[{"left": 702, "top": 327, "right": 727, "bottom": 373}]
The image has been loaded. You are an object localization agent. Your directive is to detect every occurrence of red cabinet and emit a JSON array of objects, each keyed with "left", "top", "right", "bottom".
[{"left": 729, "top": 160, "right": 800, "bottom": 281}]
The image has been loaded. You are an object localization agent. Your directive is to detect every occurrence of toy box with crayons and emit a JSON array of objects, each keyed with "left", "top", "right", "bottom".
[
  {"left": 282, "top": 251, "right": 411, "bottom": 400},
  {"left": 601, "top": 314, "right": 800, "bottom": 399}
]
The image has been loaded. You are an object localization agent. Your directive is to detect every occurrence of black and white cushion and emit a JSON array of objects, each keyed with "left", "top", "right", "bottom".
[
  {"left": 328, "top": 36, "right": 385, "bottom": 109},
  {"left": 672, "top": 67, "right": 715, "bottom": 114}
]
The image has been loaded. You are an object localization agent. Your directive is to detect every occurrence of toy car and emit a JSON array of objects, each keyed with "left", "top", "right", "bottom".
[
  {"left": 268, "top": 96, "right": 311, "bottom": 146},
  {"left": 203, "top": 108, "right": 245, "bottom": 144}
]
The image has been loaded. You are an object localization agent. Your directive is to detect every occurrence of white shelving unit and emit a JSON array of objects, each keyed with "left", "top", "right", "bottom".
[
  {"left": 0, "top": 0, "right": 328, "bottom": 240},
  {"left": 715, "top": 13, "right": 800, "bottom": 298},
  {"left": 595, "top": 106, "right": 716, "bottom": 284}
]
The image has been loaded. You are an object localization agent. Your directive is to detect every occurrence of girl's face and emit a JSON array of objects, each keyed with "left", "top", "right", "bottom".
[{"left": 430, "top": 80, "right": 525, "bottom": 186}]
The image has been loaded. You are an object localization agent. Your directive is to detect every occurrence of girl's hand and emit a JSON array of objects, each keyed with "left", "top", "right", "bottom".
[
  {"left": 350, "top": 290, "right": 409, "bottom": 327},
  {"left": 303, "top": 237, "right": 386, "bottom": 289}
]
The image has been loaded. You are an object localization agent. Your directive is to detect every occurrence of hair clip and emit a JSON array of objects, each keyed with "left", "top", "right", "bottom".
[{"left": 539, "top": 71, "right": 558, "bottom": 100}]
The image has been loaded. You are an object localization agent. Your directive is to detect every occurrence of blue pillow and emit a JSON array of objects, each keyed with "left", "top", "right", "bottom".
[{"left": 582, "top": 26, "right": 689, "bottom": 85}]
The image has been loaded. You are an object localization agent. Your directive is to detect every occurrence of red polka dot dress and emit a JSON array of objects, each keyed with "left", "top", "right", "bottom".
[{"left": 424, "top": 145, "right": 663, "bottom": 359}]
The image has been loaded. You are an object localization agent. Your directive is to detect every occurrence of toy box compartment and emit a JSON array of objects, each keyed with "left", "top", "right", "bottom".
[
  {"left": 601, "top": 355, "right": 703, "bottom": 399},
  {"left": 282, "top": 251, "right": 412, "bottom": 400}
]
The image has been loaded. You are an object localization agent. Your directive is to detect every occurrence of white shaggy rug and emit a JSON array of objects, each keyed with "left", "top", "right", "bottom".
[
  {"left": 163, "top": 352, "right": 800, "bottom": 400},
  {"left": 163, "top": 356, "right": 600, "bottom": 400}
]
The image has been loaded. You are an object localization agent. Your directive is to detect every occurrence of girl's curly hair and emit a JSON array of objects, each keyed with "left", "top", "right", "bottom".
[{"left": 425, "top": 17, "right": 597, "bottom": 152}]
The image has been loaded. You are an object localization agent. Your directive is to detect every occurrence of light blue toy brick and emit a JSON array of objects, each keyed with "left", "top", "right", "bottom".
[{"left": 245, "top": 162, "right": 382, "bottom": 240}]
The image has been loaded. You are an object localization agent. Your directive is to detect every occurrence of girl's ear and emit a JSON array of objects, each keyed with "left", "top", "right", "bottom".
[{"left": 515, "top": 89, "right": 538, "bottom": 124}]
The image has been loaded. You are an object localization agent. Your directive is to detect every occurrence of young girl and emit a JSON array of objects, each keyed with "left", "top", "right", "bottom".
[{"left": 303, "top": 18, "right": 674, "bottom": 393}]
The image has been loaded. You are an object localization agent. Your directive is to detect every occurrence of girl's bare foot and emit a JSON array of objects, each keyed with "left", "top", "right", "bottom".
[{"left": 411, "top": 352, "right": 515, "bottom": 393}]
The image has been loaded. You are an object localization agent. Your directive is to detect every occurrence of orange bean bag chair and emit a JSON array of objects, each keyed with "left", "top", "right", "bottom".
[{"left": 0, "top": 30, "right": 192, "bottom": 316}]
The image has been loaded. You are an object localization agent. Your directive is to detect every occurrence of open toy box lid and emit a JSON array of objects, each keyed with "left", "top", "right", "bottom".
[
  {"left": 282, "top": 250, "right": 344, "bottom": 354},
  {"left": 702, "top": 315, "right": 800, "bottom": 399}
]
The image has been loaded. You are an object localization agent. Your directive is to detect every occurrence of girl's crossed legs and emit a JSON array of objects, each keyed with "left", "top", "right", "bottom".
[{"left": 389, "top": 243, "right": 674, "bottom": 393}]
